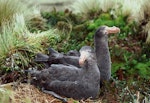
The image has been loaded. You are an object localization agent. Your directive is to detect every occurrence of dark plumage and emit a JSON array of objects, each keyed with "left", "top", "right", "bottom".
[
  {"left": 35, "top": 48, "right": 80, "bottom": 67},
  {"left": 66, "top": 50, "right": 80, "bottom": 56},
  {"left": 34, "top": 53, "right": 50, "bottom": 68},
  {"left": 36, "top": 26, "right": 120, "bottom": 82},
  {"left": 31, "top": 46, "right": 100, "bottom": 100},
  {"left": 94, "top": 26, "right": 120, "bottom": 81}
]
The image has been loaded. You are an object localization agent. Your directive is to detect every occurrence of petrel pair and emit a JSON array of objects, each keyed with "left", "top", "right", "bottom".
[{"left": 31, "top": 26, "right": 120, "bottom": 101}]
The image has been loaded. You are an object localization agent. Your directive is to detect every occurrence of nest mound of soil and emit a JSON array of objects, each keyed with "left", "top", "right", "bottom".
[
  {"left": 13, "top": 83, "right": 62, "bottom": 103},
  {"left": 12, "top": 83, "right": 101, "bottom": 103}
]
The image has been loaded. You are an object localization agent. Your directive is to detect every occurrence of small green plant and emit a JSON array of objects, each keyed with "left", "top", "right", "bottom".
[
  {"left": 111, "top": 47, "right": 150, "bottom": 79},
  {"left": 88, "top": 12, "right": 136, "bottom": 38}
]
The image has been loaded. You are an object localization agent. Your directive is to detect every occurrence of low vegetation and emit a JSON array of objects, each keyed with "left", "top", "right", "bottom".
[{"left": 0, "top": 0, "right": 150, "bottom": 102}]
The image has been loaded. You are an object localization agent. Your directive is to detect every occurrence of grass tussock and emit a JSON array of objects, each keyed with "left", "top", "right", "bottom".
[
  {"left": 71, "top": 0, "right": 102, "bottom": 14},
  {"left": 0, "top": 13, "right": 60, "bottom": 70},
  {"left": 99, "top": 0, "right": 118, "bottom": 12},
  {"left": 71, "top": 0, "right": 143, "bottom": 18},
  {"left": 139, "top": 0, "right": 150, "bottom": 43},
  {"left": 71, "top": 0, "right": 118, "bottom": 14},
  {"left": 0, "top": 0, "right": 42, "bottom": 32},
  {"left": 0, "top": 0, "right": 61, "bottom": 71},
  {"left": 0, "top": 14, "right": 29, "bottom": 60},
  {"left": 26, "top": 29, "right": 60, "bottom": 50},
  {"left": 146, "top": 23, "right": 150, "bottom": 43},
  {"left": 114, "top": 0, "right": 150, "bottom": 43},
  {"left": 0, "top": 14, "right": 34, "bottom": 69},
  {"left": 117, "top": 0, "right": 143, "bottom": 19},
  {"left": 0, "top": 0, "right": 25, "bottom": 28}
]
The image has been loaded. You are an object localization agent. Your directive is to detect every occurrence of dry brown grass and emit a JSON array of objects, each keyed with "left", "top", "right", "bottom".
[
  {"left": 0, "top": 83, "right": 103, "bottom": 103},
  {"left": 13, "top": 84, "right": 62, "bottom": 103},
  {"left": 13, "top": 84, "right": 103, "bottom": 103}
]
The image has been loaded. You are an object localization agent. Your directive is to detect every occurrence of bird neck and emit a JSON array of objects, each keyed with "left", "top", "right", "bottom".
[
  {"left": 83, "top": 59, "right": 100, "bottom": 79},
  {"left": 94, "top": 37, "right": 111, "bottom": 81},
  {"left": 83, "top": 59, "right": 99, "bottom": 71}
]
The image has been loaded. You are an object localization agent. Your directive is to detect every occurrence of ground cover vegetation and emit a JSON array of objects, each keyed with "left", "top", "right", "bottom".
[{"left": 0, "top": 0, "right": 150, "bottom": 102}]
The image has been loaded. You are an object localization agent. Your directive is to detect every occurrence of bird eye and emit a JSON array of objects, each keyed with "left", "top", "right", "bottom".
[{"left": 88, "top": 50, "right": 91, "bottom": 52}]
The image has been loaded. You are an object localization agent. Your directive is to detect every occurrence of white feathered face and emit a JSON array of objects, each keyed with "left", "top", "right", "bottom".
[{"left": 79, "top": 46, "right": 95, "bottom": 66}]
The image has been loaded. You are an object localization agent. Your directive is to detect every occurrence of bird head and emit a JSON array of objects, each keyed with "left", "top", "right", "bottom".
[
  {"left": 79, "top": 46, "right": 96, "bottom": 67},
  {"left": 95, "top": 26, "right": 120, "bottom": 38}
]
